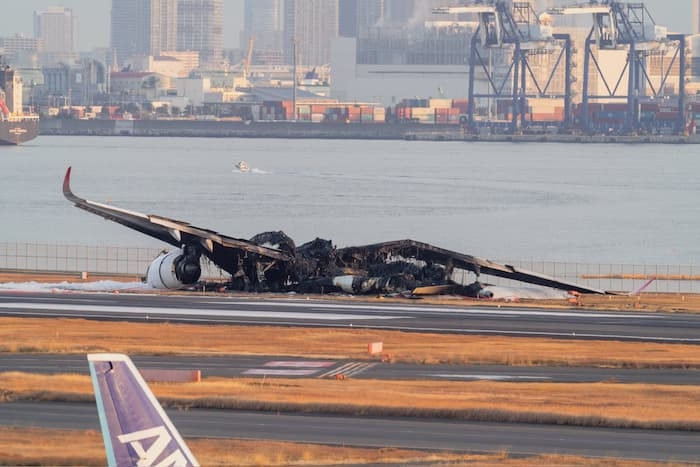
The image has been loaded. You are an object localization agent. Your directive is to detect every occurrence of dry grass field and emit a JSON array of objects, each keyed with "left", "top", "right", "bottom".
[
  {"left": 1, "top": 272, "right": 700, "bottom": 465},
  {"left": 1, "top": 427, "right": 693, "bottom": 467},
  {"left": 1, "top": 317, "right": 700, "bottom": 369},
  {"left": 2, "top": 372, "right": 700, "bottom": 430}
]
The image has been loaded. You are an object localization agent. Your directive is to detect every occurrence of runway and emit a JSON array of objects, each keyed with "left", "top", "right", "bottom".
[
  {"left": 1, "top": 353, "right": 698, "bottom": 385},
  {"left": 1, "top": 291, "right": 700, "bottom": 461},
  {"left": 1, "top": 402, "right": 698, "bottom": 462},
  {"left": 0, "top": 291, "right": 699, "bottom": 343}
]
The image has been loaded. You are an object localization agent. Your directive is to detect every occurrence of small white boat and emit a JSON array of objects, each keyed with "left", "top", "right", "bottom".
[{"left": 235, "top": 160, "right": 250, "bottom": 173}]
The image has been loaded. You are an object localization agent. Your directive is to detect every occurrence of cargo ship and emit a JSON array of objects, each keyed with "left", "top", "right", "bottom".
[{"left": 0, "top": 65, "right": 39, "bottom": 145}]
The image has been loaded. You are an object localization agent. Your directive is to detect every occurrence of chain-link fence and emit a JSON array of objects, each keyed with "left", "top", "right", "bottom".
[
  {"left": 0, "top": 242, "right": 163, "bottom": 276},
  {"left": 1, "top": 242, "right": 698, "bottom": 293}
]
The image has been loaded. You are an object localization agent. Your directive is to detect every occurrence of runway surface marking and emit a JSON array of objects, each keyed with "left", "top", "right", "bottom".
[
  {"left": 263, "top": 361, "right": 335, "bottom": 368},
  {"left": 214, "top": 300, "right": 662, "bottom": 320},
  {"left": 243, "top": 369, "right": 319, "bottom": 376},
  {"left": 318, "top": 362, "right": 377, "bottom": 378},
  {"left": 0, "top": 303, "right": 403, "bottom": 321},
  {"left": 427, "top": 373, "right": 552, "bottom": 381},
  {"left": 0, "top": 296, "right": 664, "bottom": 320},
  {"left": 242, "top": 360, "right": 367, "bottom": 378}
]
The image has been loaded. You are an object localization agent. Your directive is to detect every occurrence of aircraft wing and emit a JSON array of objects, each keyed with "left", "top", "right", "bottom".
[
  {"left": 88, "top": 353, "right": 199, "bottom": 467},
  {"left": 64, "top": 167, "right": 604, "bottom": 295},
  {"left": 337, "top": 239, "right": 606, "bottom": 295},
  {"left": 63, "top": 167, "right": 292, "bottom": 274}
]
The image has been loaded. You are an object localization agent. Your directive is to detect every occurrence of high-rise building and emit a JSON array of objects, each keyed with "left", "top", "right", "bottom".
[
  {"left": 242, "top": 0, "right": 283, "bottom": 64},
  {"left": 177, "top": 0, "right": 223, "bottom": 65},
  {"left": 244, "top": 0, "right": 282, "bottom": 44},
  {"left": 339, "top": 0, "right": 384, "bottom": 38},
  {"left": 155, "top": 0, "right": 178, "bottom": 54},
  {"left": 110, "top": 0, "right": 178, "bottom": 67},
  {"left": 33, "top": 6, "right": 77, "bottom": 64},
  {"left": 0, "top": 34, "right": 42, "bottom": 62},
  {"left": 339, "top": 0, "right": 359, "bottom": 37},
  {"left": 384, "top": 0, "right": 414, "bottom": 24},
  {"left": 284, "top": 0, "right": 339, "bottom": 67},
  {"left": 694, "top": 0, "right": 700, "bottom": 34}
]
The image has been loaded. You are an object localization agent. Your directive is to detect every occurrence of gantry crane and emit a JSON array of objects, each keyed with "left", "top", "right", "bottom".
[
  {"left": 548, "top": 1, "right": 687, "bottom": 134},
  {"left": 434, "top": 1, "right": 574, "bottom": 133}
]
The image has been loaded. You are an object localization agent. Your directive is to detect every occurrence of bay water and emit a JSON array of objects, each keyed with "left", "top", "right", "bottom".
[{"left": 2, "top": 135, "right": 698, "bottom": 266}]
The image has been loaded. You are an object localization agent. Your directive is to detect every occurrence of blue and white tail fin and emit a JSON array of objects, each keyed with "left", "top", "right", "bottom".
[{"left": 88, "top": 353, "right": 199, "bottom": 467}]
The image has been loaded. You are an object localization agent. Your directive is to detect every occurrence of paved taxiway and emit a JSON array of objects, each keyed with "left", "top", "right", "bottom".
[
  {"left": 0, "top": 292, "right": 699, "bottom": 342},
  {"left": 1, "top": 402, "right": 698, "bottom": 462},
  {"left": 1, "top": 354, "right": 698, "bottom": 384}
]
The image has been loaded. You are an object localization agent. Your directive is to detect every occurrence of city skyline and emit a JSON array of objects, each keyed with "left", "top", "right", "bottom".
[
  {"left": 110, "top": 0, "right": 179, "bottom": 65},
  {"left": 284, "top": 0, "right": 339, "bottom": 66},
  {"left": 0, "top": 0, "right": 694, "bottom": 53}
]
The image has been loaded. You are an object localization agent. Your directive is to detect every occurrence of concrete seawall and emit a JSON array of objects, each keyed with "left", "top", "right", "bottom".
[
  {"left": 40, "top": 118, "right": 700, "bottom": 144},
  {"left": 40, "top": 118, "right": 417, "bottom": 140}
]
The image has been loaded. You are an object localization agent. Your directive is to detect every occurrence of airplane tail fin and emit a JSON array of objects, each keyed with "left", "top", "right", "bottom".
[{"left": 88, "top": 353, "right": 199, "bottom": 467}]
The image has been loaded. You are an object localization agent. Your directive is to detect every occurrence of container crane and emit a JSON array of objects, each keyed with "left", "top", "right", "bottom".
[
  {"left": 548, "top": 1, "right": 686, "bottom": 134},
  {"left": 434, "top": 2, "right": 573, "bottom": 133}
]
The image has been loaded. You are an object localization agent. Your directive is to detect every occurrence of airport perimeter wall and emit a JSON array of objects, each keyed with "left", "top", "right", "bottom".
[{"left": 1, "top": 242, "right": 698, "bottom": 294}]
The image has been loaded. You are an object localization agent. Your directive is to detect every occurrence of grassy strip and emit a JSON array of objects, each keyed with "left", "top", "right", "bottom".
[
  {"left": 2, "top": 317, "right": 700, "bottom": 369},
  {"left": 3, "top": 373, "right": 700, "bottom": 431},
  {"left": 1, "top": 427, "right": 692, "bottom": 467}
]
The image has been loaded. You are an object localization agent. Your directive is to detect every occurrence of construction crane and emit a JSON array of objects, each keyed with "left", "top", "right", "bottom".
[
  {"left": 434, "top": 2, "right": 573, "bottom": 133},
  {"left": 244, "top": 36, "right": 255, "bottom": 78},
  {"left": 548, "top": 1, "right": 687, "bottom": 134}
]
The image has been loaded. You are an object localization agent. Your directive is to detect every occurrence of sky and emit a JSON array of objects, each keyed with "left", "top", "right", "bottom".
[{"left": 0, "top": 0, "right": 692, "bottom": 52}]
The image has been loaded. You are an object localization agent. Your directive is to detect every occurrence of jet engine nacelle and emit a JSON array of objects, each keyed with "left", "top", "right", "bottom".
[{"left": 146, "top": 248, "right": 202, "bottom": 289}]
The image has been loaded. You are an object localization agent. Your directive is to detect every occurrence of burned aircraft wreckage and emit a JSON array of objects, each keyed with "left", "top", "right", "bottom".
[{"left": 63, "top": 167, "right": 605, "bottom": 296}]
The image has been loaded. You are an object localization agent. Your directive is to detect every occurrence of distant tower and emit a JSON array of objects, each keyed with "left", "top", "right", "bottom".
[
  {"left": 110, "top": 0, "right": 178, "bottom": 67},
  {"left": 339, "top": 0, "right": 384, "bottom": 37},
  {"left": 384, "top": 0, "right": 414, "bottom": 24},
  {"left": 694, "top": 0, "right": 700, "bottom": 34},
  {"left": 33, "top": 6, "right": 77, "bottom": 64},
  {"left": 242, "top": 0, "right": 284, "bottom": 64},
  {"left": 339, "top": 0, "right": 359, "bottom": 37},
  {"left": 284, "top": 0, "right": 339, "bottom": 66},
  {"left": 177, "top": 0, "right": 223, "bottom": 64}
]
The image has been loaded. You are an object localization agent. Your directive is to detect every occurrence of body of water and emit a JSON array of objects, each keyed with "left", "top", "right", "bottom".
[{"left": 1, "top": 135, "right": 698, "bottom": 266}]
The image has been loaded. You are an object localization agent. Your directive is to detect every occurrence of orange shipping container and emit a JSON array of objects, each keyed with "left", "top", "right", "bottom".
[
  {"left": 452, "top": 99, "right": 469, "bottom": 113},
  {"left": 281, "top": 104, "right": 294, "bottom": 120}
]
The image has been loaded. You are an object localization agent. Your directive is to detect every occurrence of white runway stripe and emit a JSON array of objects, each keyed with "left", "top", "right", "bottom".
[
  {"left": 0, "top": 303, "right": 404, "bottom": 321},
  {"left": 216, "top": 300, "right": 662, "bottom": 320},
  {"left": 318, "top": 362, "right": 377, "bottom": 378}
]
